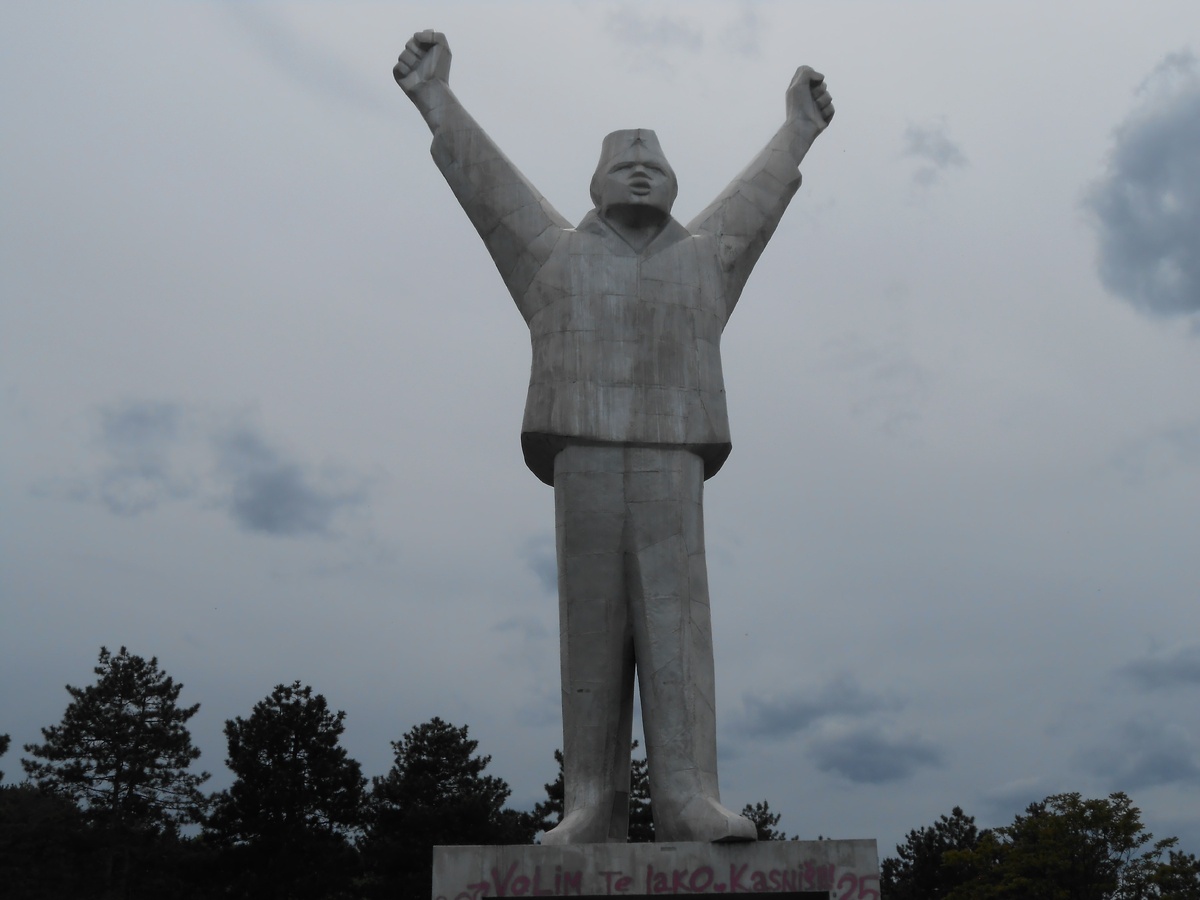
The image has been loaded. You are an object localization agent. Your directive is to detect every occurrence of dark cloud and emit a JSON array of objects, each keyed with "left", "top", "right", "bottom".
[
  {"left": 740, "top": 673, "right": 900, "bottom": 738},
  {"left": 34, "top": 401, "right": 197, "bottom": 515},
  {"left": 95, "top": 400, "right": 194, "bottom": 515},
  {"left": 1086, "top": 50, "right": 1200, "bottom": 317},
  {"left": 724, "top": 4, "right": 764, "bottom": 59},
  {"left": 1120, "top": 644, "right": 1200, "bottom": 690},
  {"left": 606, "top": 7, "right": 703, "bottom": 57},
  {"left": 818, "top": 325, "right": 930, "bottom": 435},
  {"left": 977, "top": 777, "right": 1063, "bottom": 823},
  {"left": 520, "top": 534, "right": 558, "bottom": 594},
  {"left": 1112, "top": 420, "right": 1200, "bottom": 483},
  {"left": 222, "top": 4, "right": 389, "bottom": 117},
  {"left": 807, "top": 725, "right": 943, "bottom": 784},
  {"left": 902, "top": 120, "right": 968, "bottom": 186},
  {"left": 1081, "top": 717, "right": 1200, "bottom": 789},
  {"left": 39, "top": 400, "right": 369, "bottom": 539},
  {"left": 492, "top": 616, "right": 551, "bottom": 641},
  {"left": 212, "top": 428, "right": 366, "bottom": 537},
  {"left": 514, "top": 691, "right": 561, "bottom": 729}
]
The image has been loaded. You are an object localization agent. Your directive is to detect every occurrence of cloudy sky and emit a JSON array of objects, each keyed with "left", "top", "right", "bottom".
[{"left": 4, "top": 0, "right": 1200, "bottom": 858}]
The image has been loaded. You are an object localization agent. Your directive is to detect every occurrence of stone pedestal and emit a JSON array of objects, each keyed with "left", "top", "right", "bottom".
[{"left": 432, "top": 839, "right": 879, "bottom": 900}]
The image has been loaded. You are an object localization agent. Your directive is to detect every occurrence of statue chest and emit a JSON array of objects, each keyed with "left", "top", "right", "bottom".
[{"left": 525, "top": 233, "right": 727, "bottom": 348}]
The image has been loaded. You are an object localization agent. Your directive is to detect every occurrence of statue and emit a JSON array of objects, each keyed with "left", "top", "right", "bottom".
[{"left": 394, "top": 31, "right": 834, "bottom": 844}]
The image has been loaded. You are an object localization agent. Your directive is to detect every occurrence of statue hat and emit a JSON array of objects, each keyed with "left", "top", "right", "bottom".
[{"left": 590, "top": 129, "right": 678, "bottom": 210}]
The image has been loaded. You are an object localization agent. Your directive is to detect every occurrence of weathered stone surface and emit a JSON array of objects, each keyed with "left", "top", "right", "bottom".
[
  {"left": 432, "top": 840, "right": 879, "bottom": 900},
  {"left": 395, "top": 30, "right": 835, "bottom": 845}
]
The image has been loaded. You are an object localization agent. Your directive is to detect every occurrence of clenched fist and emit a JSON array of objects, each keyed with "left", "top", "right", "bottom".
[
  {"left": 394, "top": 30, "right": 451, "bottom": 95},
  {"left": 786, "top": 66, "right": 835, "bottom": 133}
]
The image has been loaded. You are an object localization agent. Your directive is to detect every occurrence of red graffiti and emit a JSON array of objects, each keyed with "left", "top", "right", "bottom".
[
  {"left": 442, "top": 857, "right": 875, "bottom": 897},
  {"left": 836, "top": 872, "right": 881, "bottom": 900},
  {"left": 802, "top": 862, "right": 836, "bottom": 890}
]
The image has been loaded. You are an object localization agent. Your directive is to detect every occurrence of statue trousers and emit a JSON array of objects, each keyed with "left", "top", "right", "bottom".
[{"left": 553, "top": 442, "right": 721, "bottom": 840}]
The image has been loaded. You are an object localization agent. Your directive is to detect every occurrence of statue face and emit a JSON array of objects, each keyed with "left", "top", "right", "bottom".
[{"left": 595, "top": 142, "right": 677, "bottom": 219}]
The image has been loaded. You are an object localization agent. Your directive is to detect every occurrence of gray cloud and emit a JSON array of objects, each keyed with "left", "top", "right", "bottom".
[
  {"left": 222, "top": 4, "right": 389, "bottom": 117},
  {"left": 817, "top": 324, "right": 930, "bottom": 435},
  {"left": 740, "top": 673, "right": 901, "bottom": 739},
  {"left": 977, "top": 777, "right": 1063, "bottom": 823},
  {"left": 93, "top": 401, "right": 195, "bottom": 515},
  {"left": 212, "top": 427, "right": 367, "bottom": 537},
  {"left": 39, "top": 400, "right": 369, "bottom": 539},
  {"left": 807, "top": 724, "right": 943, "bottom": 784},
  {"left": 902, "top": 120, "right": 968, "bottom": 186},
  {"left": 1086, "top": 50, "right": 1200, "bottom": 317},
  {"left": 605, "top": 6, "right": 703, "bottom": 67},
  {"left": 32, "top": 401, "right": 195, "bottom": 515},
  {"left": 514, "top": 691, "right": 561, "bottom": 729},
  {"left": 1112, "top": 420, "right": 1200, "bottom": 483},
  {"left": 492, "top": 616, "right": 551, "bottom": 642},
  {"left": 1120, "top": 644, "right": 1200, "bottom": 690},
  {"left": 1081, "top": 717, "right": 1200, "bottom": 789},
  {"left": 724, "top": 4, "right": 764, "bottom": 59},
  {"left": 520, "top": 534, "right": 558, "bottom": 595}
]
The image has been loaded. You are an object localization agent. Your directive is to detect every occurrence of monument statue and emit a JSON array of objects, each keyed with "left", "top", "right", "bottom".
[{"left": 394, "top": 31, "right": 834, "bottom": 845}]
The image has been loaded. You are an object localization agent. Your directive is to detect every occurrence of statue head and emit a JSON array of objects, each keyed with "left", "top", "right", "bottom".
[{"left": 590, "top": 129, "right": 678, "bottom": 223}]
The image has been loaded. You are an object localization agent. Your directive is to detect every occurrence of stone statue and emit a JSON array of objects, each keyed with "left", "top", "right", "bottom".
[{"left": 394, "top": 31, "right": 834, "bottom": 844}]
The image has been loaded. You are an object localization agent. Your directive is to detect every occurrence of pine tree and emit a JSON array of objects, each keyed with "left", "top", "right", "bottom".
[
  {"left": 534, "top": 741, "right": 654, "bottom": 841},
  {"left": 206, "top": 681, "right": 366, "bottom": 900},
  {"left": 531, "top": 748, "right": 564, "bottom": 831},
  {"left": 208, "top": 681, "right": 365, "bottom": 843},
  {"left": 21, "top": 646, "right": 208, "bottom": 897},
  {"left": 362, "top": 718, "right": 537, "bottom": 900},
  {"left": 628, "top": 741, "right": 654, "bottom": 843},
  {"left": 881, "top": 805, "right": 979, "bottom": 899},
  {"left": 22, "top": 646, "right": 208, "bottom": 833},
  {"left": 740, "top": 799, "right": 791, "bottom": 841}
]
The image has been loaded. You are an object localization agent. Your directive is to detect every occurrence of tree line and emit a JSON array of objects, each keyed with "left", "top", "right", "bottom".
[
  {"left": 880, "top": 800, "right": 1200, "bottom": 899},
  {"left": 4, "top": 646, "right": 1198, "bottom": 899},
  {"left": 0, "top": 646, "right": 786, "bottom": 900}
]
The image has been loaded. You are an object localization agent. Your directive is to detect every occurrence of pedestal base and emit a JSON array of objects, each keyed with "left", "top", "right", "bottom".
[{"left": 432, "top": 839, "right": 879, "bottom": 900}]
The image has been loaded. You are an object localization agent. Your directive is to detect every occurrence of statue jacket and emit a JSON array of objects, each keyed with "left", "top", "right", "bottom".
[{"left": 426, "top": 93, "right": 803, "bottom": 485}]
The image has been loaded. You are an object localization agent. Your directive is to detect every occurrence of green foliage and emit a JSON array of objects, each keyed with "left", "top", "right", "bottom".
[
  {"left": 882, "top": 792, "right": 1200, "bottom": 900},
  {"left": 531, "top": 747, "right": 564, "bottom": 831},
  {"left": 1148, "top": 850, "right": 1200, "bottom": 899},
  {"left": 0, "top": 784, "right": 102, "bottom": 899},
  {"left": 537, "top": 743, "right": 788, "bottom": 844},
  {"left": 881, "top": 805, "right": 980, "bottom": 899},
  {"left": 21, "top": 646, "right": 208, "bottom": 834},
  {"left": 740, "top": 800, "right": 791, "bottom": 841},
  {"left": 628, "top": 742, "right": 653, "bottom": 843},
  {"left": 946, "top": 792, "right": 1175, "bottom": 899},
  {"left": 18, "top": 647, "right": 209, "bottom": 898},
  {"left": 0, "top": 787, "right": 217, "bottom": 900},
  {"left": 535, "top": 741, "right": 655, "bottom": 842},
  {"left": 205, "top": 681, "right": 366, "bottom": 900},
  {"left": 362, "top": 717, "right": 538, "bottom": 900},
  {"left": 208, "top": 681, "right": 366, "bottom": 842},
  {"left": 0, "top": 733, "right": 9, "bottom": 782}
]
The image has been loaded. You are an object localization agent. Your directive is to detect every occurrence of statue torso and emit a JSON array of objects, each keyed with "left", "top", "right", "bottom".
[{"left": 519, "top": 211, "right": 732, "bottom": 485}]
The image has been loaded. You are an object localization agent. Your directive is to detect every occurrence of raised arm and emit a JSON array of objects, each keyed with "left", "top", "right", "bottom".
[
  {"left": 394, "top": 32, "right": 571, "bottom": 316},
  {"left": 687, "top": 67, "right": 834, "bottom": 318}
]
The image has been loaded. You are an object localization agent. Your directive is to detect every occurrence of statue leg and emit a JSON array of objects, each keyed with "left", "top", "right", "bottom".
[
  {"left": 626, "top": 447, "right": 756, "bottom": 843},
  {"left": 542, "top": 444, "right": 636, "bottom": 845}
]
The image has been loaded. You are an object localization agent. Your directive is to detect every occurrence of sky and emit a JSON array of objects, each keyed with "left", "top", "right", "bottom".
[{"left": 3, "top": 0, "right": 1200, "bottom": 859}]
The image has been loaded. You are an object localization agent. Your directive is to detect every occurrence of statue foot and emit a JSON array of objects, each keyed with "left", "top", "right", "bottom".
[
  {"left": 541, "top": 807, "right": 623, "bottom": 845},
  {"left": 657, "top": 795, "right": 758, "bottom": 843}
]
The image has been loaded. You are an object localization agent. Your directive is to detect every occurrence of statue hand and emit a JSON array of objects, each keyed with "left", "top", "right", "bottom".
[
  {"left": 786, "top": 66, "right": 834, "bottom": 133},
  {"left": 394, "top": 30, "right": 452, "bottom": 95}
]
